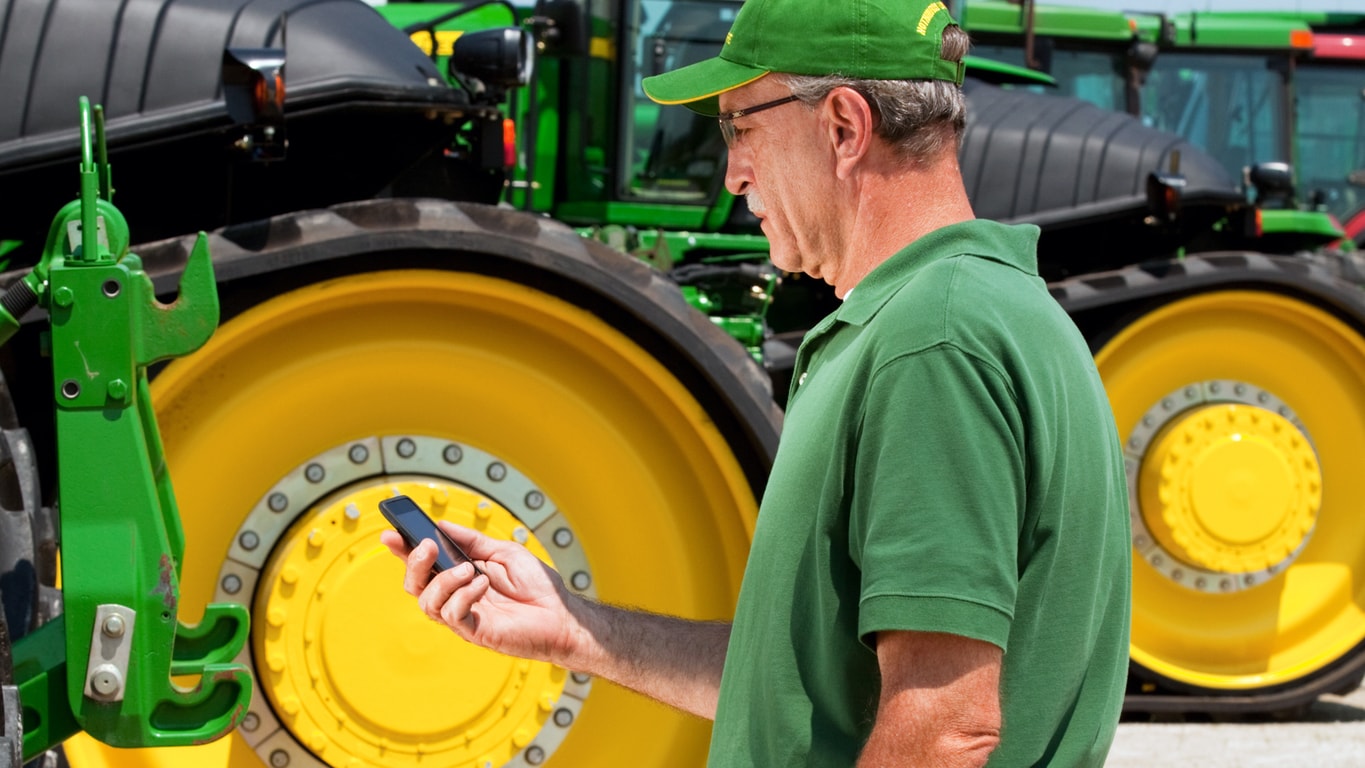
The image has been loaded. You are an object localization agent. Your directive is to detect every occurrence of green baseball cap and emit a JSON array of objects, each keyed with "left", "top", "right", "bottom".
[{"left": 642, "top": 0, "right": 966, "bottom": 116}]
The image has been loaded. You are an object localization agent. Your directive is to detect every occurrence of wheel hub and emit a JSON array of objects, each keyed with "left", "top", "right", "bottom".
[
  {"left": 1126, "top": 380, "right": 1322, "bottom": 593},
  {"left": 214, "top": 436, "right": 594, "bottom": 768}
]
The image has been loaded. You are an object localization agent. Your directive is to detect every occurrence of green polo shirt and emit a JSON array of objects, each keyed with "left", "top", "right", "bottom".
[{"left": 707, "top": 220, "right": 1131, "bottom": 767}]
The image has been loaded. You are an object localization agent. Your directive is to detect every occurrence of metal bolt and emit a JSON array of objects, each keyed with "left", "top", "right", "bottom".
[
  {"left": 221, "top": 574, "right": 243, "bottom": 595},
  {"left": 102, "top": 614, "right": 126, "bottom": 638},
  {"left": 443, "top": 444, "right": 463, "bottom": 464},
  {"left": 525, "top": 491, "right": 545, "bottom": 510},
  {"left": 269, "top": 749, "right": 290, "bottom": 768},
  {"left": 344, "top": 503, "right": 361, "bottom": 521},
  {"left": 570, "top": 571, "right": 591, "bottom": 591},
  {"left": 90, "top": 665, "right": 121, "bottom": 696},
  {"left": 553, "top": 528, "right": 573, "bottom": 548},
  {"left": 553, "top": 708, "right": 574, "bottom": 728},
  {"left": 1171, "top": 569, "right": 1184, "bottom": 581},
  {"left": 487, "top": 462, "right": 507, "bottom": 482},
  {"left": 1235, "top": 384, "right": 1247, "bottom": 396},
  {"left": 268, "top": 493, "right": 289, "bottom": 513},
  {"left": 106, "top": 379, "right": 129, "bottom": 401},
  {"left": 525, "top": 746, "right": 546, "bottom": 765},
  {"left": 397, "top": 438, "right": 417, "bottom": 458},
  {"left": 60, "top": 380, "right": 80, "bottom": 400},
  {"left": 1208, "top": 382, "right": 1221, "bottom": 395},
  {"left": 304, "top": 463, "right": 325, "bottom": 483},
  {"left": 240, "top": 712, "right": 260, "bottom": 732},
  {"left": 571, "top": 672, "right": 591, "bottom": 685},
  {"left": 53, "top": 286, "right": 75, "bottom": 308},
  {"left": 348, "top": 444, "right": 369, "bottom": 464},
  {"left": 101, "top": 279, "right": 122, "bottom": 298},
  {"left": 239, "top": 531, "right": 260, "bottom": 551},
  {"left": 513, "top": 526, "right": 529, "bottom": 544}
]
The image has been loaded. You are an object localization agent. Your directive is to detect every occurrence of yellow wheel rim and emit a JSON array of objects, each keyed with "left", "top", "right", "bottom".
[
  {"left": 1098, "top": 290, "right": 1365, "bottom": 691},
  {"left": 251, "top": 478, "right": 566, "bottom": 768},
  {"left": 65, "top": 269, "right": 759, "bottom": 768},
  {"left": 1138, "top": 403, "right": 1321, "bottom": 579}
]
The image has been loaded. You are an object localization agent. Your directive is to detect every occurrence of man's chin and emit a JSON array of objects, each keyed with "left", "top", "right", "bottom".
[{"left": 768, "top": 252, "right": 799, "bottom": 275}]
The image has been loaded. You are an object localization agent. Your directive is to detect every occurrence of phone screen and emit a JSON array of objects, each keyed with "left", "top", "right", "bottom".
[{"left": 379, "top": 495, "right": 481, "bottom": 575}]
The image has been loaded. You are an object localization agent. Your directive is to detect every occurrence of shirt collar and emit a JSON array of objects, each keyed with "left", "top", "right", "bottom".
[{"left": 833, "top": 220, "right": 1041, "bottom": 327}]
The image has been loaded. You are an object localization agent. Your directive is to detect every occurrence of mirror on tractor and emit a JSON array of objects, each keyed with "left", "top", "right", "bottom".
[
  {"left": 528, "top": 0, "right": 589, "bottom": 58},
  {"left": 1248, "top": 161, "right": 1297, "bottom": 209}
]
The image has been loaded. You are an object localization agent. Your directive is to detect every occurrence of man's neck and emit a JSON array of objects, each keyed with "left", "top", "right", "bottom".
[{"left": 832, "top": 149, "right": 975, "bottom": 298}]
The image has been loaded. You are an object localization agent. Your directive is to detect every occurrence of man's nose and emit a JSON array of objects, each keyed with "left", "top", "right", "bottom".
[{"left": 724, "top": 151, "right": 752, "bottom": 197}]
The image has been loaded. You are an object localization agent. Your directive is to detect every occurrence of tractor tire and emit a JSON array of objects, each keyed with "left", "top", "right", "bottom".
[
  {"left": 1062, "top": 255, "right": 1365, "bottom": 711},
  {"left": 61, "top": 199, "right": 781, "bottom": 768}
]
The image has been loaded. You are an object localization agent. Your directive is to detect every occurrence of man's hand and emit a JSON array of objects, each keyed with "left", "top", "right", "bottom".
[
  {"left": 381, "top": 521, "right": 731, "bottom": 718},
  {"left": 381, "top": 521, "right": 583, "bottom": 665}
]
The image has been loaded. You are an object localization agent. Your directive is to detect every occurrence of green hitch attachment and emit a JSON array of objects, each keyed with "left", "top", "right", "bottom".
[{"left": 11, "top": 97, "right": 251, "bottom": 760}]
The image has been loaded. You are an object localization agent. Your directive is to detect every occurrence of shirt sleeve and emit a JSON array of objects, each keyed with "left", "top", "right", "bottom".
[{"left": 849, "top": 343, "right": 1024, "bottom": 651}]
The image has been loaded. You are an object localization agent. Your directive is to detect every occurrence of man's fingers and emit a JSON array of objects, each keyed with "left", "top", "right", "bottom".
[
  {"left": 403, "top": 539, "right": 439, "bottom": 596},
  {"left": 437, "top": 520, "right": 512, "bottom": 562},
  {"left": 379, "top": 529, "right": 410, "bottom": 559},
  {"left": 441, "top": 571, "right": 491, "bottom": 636}
]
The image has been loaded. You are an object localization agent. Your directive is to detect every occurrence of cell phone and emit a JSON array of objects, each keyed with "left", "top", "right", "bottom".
[{"left": 378, "top": 494, "right": 483, "bottom": 576}]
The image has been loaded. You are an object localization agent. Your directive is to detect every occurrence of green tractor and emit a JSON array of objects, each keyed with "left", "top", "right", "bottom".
[
  {"left": 962, "top": 0, "right": 1352, "bottom": 253},
  {"left": 1288, "top": 12, "right": 1365, "bottom": 246},
  {"left": 6, "top": 1, "right": 1365, "bottom": 766}
]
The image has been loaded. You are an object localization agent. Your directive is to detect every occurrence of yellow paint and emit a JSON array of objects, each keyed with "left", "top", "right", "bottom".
[
  {"left": 590, "top": 36, "right": 615, "bottom": 60},
  {"left": 409, "top": 29, "right": 465, "bottom": 57}
]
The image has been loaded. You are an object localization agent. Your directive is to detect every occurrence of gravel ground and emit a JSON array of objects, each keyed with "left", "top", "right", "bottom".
[{"left": 1107, "top": 685, "right": 1365, "bottom": 766}]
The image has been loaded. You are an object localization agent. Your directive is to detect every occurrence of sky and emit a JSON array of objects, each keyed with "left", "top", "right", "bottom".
[{"left": 1039, "top": 0, "right": 1360, "bottom": 12}]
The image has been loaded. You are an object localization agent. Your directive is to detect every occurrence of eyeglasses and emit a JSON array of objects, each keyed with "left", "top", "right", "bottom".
[{"left": 717, "top": 94, "right": 800, "bottom": 148}]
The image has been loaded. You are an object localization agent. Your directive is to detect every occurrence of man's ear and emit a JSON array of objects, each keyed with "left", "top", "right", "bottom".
[{"left": 823, "top": 86, "right": 875, "bottom": 180}]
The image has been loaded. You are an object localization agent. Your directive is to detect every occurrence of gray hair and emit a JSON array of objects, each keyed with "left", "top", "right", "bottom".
[{"left": 775, "top": 25, "right": 969, "bottom": 163}]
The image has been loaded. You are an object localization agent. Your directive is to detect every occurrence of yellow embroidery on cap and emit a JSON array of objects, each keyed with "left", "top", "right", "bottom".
[
  {"left": 726, "top": 32, "right": 733, "bottom": 45},
  {"left": 917, "top": 1, "right": 948, "bottom": 35}
]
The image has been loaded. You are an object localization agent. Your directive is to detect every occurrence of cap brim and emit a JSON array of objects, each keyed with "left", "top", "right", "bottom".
[{"left": 642, "top": 55, "right": 769, "bottom": 116}]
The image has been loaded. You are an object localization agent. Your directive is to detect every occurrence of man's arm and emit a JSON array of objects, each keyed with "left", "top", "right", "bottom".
[
  {"left": 857, "top": 630, "right": 1002, "bottom": 768},
  {"left": 382, "top": 522, "right": 730, "bottom": 719}
]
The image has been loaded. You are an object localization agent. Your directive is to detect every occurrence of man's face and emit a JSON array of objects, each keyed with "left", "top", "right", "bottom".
[{"left": 720, "top": 78, "right": 840, "bottom": 284}]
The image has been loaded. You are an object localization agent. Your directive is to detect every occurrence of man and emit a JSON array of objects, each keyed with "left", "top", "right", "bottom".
[{"left": 385, "top": 0, "right": 1131, "bottom": 765}]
